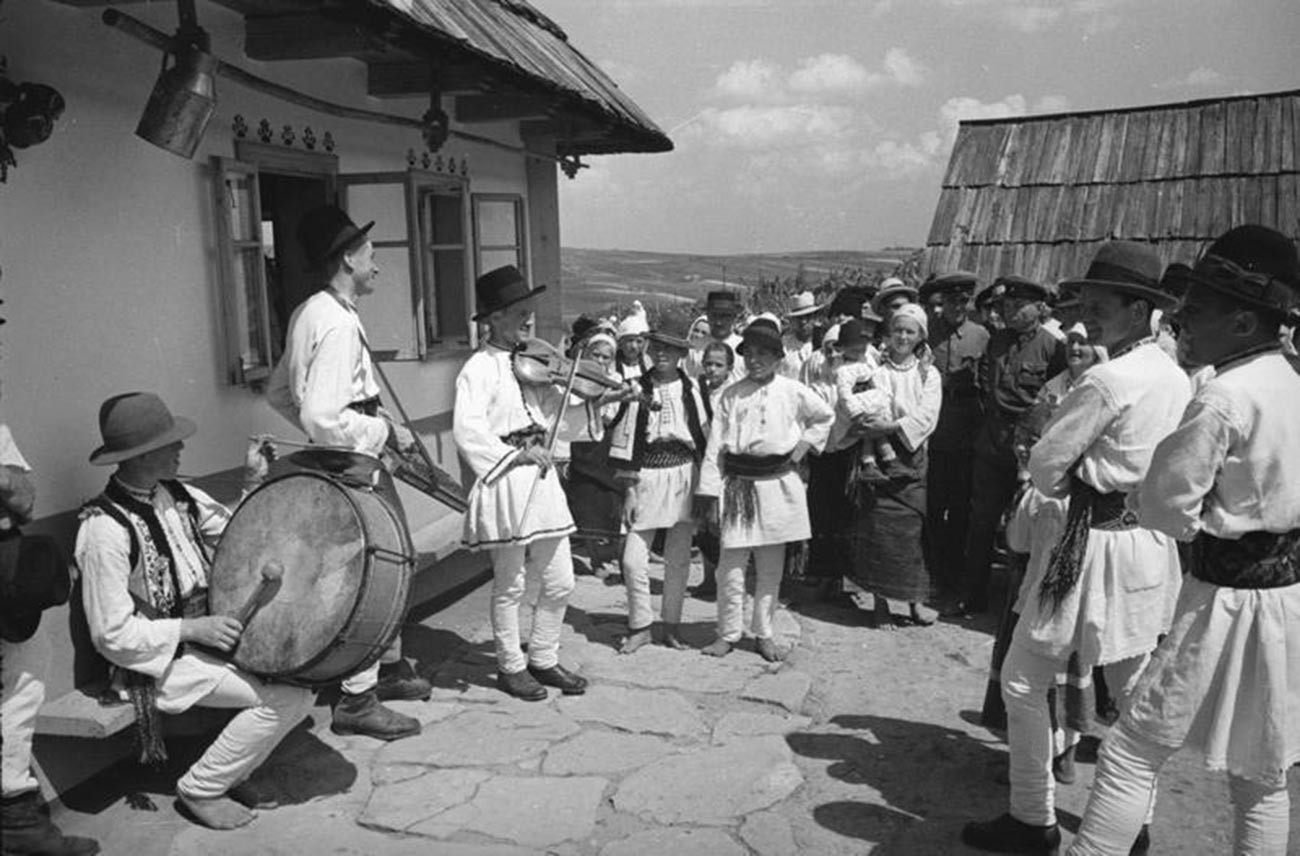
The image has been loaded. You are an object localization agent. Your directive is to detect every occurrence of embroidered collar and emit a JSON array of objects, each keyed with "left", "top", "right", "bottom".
[
  {"left": 1213, "top": 342, "right": 1282, "bottom": 374},
  {"left": 1109, "top": 335, "right": 1157, "bottom": 361},
  {"left": 111, "top": 475, "right": 156, "bottom": 502}
]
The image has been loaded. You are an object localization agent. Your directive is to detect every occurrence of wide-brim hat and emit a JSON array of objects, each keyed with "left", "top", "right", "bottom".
[
  {"left": 297, "top": 205, "right": 374, "bottom": 269},
  {"left": 920, "top": 271, "right": 978, "bottom": 302},
  {"left": 736, "top": 317, "right": 784, "bottom": 357},
  {"left": 89, "top": 392, "right": 196, "bottom": 466},
  {"left": 705, "top": 290, "right": 742, "bottom": 315},
  {"left": 871, "top": 278, "right": 919, "bottom": 315},
  {"left": 472, "top": 265, "right": 546, "bottom": 321},
  {"left": 786, "top": 290, "right": 824, "bottom": 318},
  {"left": 1060, "top": 241, "right": 1176, "bottom": 309},
  {"left": 646, "top": 313, "right": 694, "bottom": 350},
  {"left": 838, "top": 318, "right": 870, "bottom": 348},
  {"left": 1162, "top": 225, "right": 1300, "bottom": 319}
]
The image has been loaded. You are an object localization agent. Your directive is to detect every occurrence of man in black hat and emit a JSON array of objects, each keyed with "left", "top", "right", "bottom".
[
  {"left": 964, "top": 242, "right": 1191, "bottom": 855},
  {"left": 685, "top": 290, "right": 744, "bottom": 386},
  {"left": 1065, "top": 226, "right": 1300, "bottom": 856},
  {"left": 454, "top": 265, "right": 590, "bottom": 700},
  {"left": 266, "top": 204, "right": 429, "bottom": 741},
  {"left": 76, "top": 393, "right": 313, "bottom": 832},
  {"left": 957, "top": 275, "right": 1066, "bottom": 616},
  {"left": 1, "top": 422, "right": 100, "bottom": 855},
  {"left": 921, "top": 271, "right": 990, "bottom": 597}
]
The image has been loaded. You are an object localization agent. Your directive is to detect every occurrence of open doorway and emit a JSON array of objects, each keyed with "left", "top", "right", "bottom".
[{"left": 257, "top": 171, "right": 332, "bottom": 359}]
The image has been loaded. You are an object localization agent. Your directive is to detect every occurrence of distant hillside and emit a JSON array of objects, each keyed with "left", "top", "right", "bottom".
[{"left": 560, "top": 247, "right": 915, "bottom": 321}]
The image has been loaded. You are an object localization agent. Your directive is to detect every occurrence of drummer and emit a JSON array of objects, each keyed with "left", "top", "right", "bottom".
[
  {"left": 454, "top": 266, "right": 590, "bottom": 701},
  {"left": 266, "top": 205, "right": 428, "bottom": 742},
  {"left": 76, "top": 393, "right": 313, "bottom": 831}
]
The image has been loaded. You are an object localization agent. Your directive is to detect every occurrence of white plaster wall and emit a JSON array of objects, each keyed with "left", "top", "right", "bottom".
[{"left": 0, "top": 0, "right": 551, "bottom": 524}]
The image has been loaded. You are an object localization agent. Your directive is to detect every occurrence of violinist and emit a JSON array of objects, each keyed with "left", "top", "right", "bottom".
[
  {"left": 453, "top": 266, "right": 591, "bottom": 701},
  {"left": 608, "top": 314, "right": 711, "bottom": 653}
]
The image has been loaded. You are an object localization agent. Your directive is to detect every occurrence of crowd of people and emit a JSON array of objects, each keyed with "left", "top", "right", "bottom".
[{"left": 1, "top": 210, "right": 1297, "bottom": 855}]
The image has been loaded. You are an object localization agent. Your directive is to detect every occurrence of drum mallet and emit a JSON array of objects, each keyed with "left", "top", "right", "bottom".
[{"left": 233, "top": 561, "right": 283, "bottom": 625}]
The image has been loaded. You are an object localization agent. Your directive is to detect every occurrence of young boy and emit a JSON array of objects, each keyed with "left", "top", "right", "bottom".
[
  {"left": 453, "top": 266, "right": 589, "bottom": 702},
  {"left": 834, "top": 316, "right": 899, "bottom": 483},
  {"left": 696, "top": 318, "right": 834, "bottom": 661},
  {"left": 690, "top": 339, "right": 733, "bottom": 600},
  {"left": 609, "top": 316, "right": 709, "bottom": 652}
]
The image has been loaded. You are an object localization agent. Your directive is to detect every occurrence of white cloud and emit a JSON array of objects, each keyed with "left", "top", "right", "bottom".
[
  {"left": 789, "top": 54, "right": 872, "bottom": 95},
  {"left": 713, "top": 59, "right": 780, "bottom": 100},
  {"left": 697, "top": 104, "right": 856, "bottom": 148},
  {"left": 934, "top": 0, "right": 1130, "bottom": 33},
  {"left": 881, "top": 47, "right": 926, "bottom": 87}
]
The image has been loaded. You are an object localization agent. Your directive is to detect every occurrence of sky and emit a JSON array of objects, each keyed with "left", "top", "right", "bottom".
[{"left": 534, "top": 0, "right": 1300, "bottom": 255}]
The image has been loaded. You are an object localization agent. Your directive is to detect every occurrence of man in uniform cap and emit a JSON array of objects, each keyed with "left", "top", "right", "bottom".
[
  {"left": 266, "top": 204, "right": 429, "bottom": 741},
  {"left": 922, "top": 271, "right": 990, "bottom": 597},
  {"left": 1066, "top": 226, "right": 1300, "bottom": 855},
  {"left": 958, "top": 275, "right": 1066, "bottom": 616},
  {"left": 964, "top": 242, "right": 1191, "bottom": 855}
]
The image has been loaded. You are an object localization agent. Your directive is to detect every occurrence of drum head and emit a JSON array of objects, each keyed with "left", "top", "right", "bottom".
[{"left": 209, "top": 472, "right": 367, "bottom": 678}]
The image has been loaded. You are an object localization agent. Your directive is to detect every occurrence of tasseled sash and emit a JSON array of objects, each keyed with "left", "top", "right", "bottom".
[{"left": 721, "top": 452, "right": 792, "bottom": 529}]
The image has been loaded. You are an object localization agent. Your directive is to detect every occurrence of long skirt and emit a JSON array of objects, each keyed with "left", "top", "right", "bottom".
[
  {"left": 848, "top": 442, "right": 931, "bottom": 603},
  {"left": 564, "top": 440, "right": 622, "bottom": 540},
  {"left": 805, "top": 446, "right": 857, "bottom": 580}
]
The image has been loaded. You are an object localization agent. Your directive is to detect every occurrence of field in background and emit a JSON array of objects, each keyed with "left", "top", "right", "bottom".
[{"left": 560, "top": 247, "right": 917, "bottom": 322}]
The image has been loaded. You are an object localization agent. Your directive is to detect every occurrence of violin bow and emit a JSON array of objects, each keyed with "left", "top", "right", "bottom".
[{"left": 517, "top": 338, "right": 584, "bottom": 529}]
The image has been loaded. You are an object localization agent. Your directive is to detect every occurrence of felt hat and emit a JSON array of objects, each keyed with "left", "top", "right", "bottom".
[
  {"left": 297, "top": 205, "right": 374, "bottom": 269},
  {"left": 647, "top": 313, "right": 694, "bottom": 350},
  {"left": 472, "top": 265, "right": 546, "bottom": 321},
  {"left": 993, "top": 274, "right": 1052, "bottom": 303},
  {"left": 1163, "top": 225, "right": 1300, "bottom": 319},
  {"left": 838, "top": 318, "right": 871, "bottom": 349},
  {"left": 705, "top": 290, "right": 742, "bottom": 315},
  {"left": 736, "top": 317, "right": 783, "bottom": 357},
  {"left": 871, "top": 277, "right": 919, "bottom": 316},
  {"left": 89, "top": 392, "right": 197, "bottom": 466},
  {"left": 1060, "top": 241, "right": 1177, "bottom": 309},
  {"left": 786, "top": 290, "right": 824, "bottom": 318},
  {"left": 920, "top": 271, "right": 979, "bottom": 302}
]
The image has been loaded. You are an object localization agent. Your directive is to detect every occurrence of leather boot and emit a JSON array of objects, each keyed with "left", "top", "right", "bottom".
[
  {"left": 1, "top": 791, "right": 100, "bottom": 856},
  {"left": 376, "top": 660, "right": 432, "bottom": 702},
  {"left": 330, "top": 689, "right": 420, "bottom": 741},
  {"left": 1052, "top": 744, "right": 1077, "bottom": 785},
  {"left": 961, "top": 812, "right": 1061, "bottom": 855}
]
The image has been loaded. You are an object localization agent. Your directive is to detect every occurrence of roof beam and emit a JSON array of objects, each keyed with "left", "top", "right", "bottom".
[
  {"left": 454, "top": 95, "right": 552, "bottom": 124},
  {"left": 244, "top": 11, "right": 391, "bottom": 61},
  {"left": 367, "top": 61, "right": 488, "bottom": 98}
]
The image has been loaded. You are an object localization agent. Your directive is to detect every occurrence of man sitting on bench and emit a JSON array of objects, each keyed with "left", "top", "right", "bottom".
[{"left": 75, "top": 393, "right": 313, "bottom": 830}]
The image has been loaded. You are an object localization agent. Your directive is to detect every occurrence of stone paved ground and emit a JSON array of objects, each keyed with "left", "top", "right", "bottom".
[{"left": 54, "top": 555, "right": 1300, "bottom": 854}]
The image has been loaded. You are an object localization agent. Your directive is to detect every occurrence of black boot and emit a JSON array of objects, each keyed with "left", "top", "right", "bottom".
[
  {"left": 1, "top": 791, "right": 100, "bottom": 856},
  {"left": 376, "top": 660, "right": 432, "bottom": 702},
  {"left": 961, "top": 813, "right": 1060, "bottom": 855},
  {"left": 330, "top": 689, "right": 420, "bottom": 741}
]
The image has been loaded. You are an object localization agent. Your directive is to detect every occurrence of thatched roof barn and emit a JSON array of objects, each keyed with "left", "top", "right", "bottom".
[{"left": 921, "top": 88, "right": 1300, "bottom": 285}]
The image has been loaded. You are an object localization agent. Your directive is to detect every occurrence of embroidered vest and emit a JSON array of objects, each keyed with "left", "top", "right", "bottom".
[{"left": 629, "top": 370, "right": 708, "bottom": 471}]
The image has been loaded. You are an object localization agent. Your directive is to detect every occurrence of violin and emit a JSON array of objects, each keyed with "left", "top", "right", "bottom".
[{"left": 512, "top": 338, "right": 626, "bottom": 401}]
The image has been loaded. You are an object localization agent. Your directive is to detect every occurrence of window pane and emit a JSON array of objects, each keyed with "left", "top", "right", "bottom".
[
  {"left": 428, "top": 192, "right": 464, "bottom": 245},
  {"left": 344, "top": 183, "right": 406, "bottom": 243},
  {"left": 231, "top": 248, "right": 267, "bottom": 372},
  {"left": 479, "top": 249, "right": 521, "bottom": 276},
  {"left": 226, "top": 173, "right": 256, "bottom": 241},
  {"left": 431, "top": 249, "right": 468, "bottom": 342},
  {"left": 356, "top": 246, "right": 416, "bottom": 356},
  {"left": 476, "top": 199, "right": 519, "bottom": 247}
]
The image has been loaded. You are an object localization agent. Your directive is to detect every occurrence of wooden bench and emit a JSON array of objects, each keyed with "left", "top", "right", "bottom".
[{"left": 37, "top": 687, "right": 136, "bottom": 740}]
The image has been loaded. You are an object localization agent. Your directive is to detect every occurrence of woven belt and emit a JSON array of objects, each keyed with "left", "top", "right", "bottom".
[
  {"left": 501, "top": 426, "right": 546, "bottom": 450},
  {"left": 1089, "top": 491, "right": 1140, "bottom": 531},
  {"left": 721, "top": 452, "right": 792, "bottom": 480},
  {"left": 642, "top": 439, "right": 695, "bottom": 469},
  {"left": 347, "top": 396, "right": 381, "bottom": 417},
  {"left": 1189, "top": 529, "right": 1300, "bottom": 589}
]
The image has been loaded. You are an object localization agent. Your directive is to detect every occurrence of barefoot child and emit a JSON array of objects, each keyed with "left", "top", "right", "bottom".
[
  {"left": 609, "top": 316, "right": 710, "bottom": 652},
  {"left": 696, "top": 318, "right": 834, "bottom": 661}
]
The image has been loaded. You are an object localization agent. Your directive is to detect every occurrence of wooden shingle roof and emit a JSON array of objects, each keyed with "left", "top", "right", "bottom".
[{"left": 922, "top": 89, "right": 1300, "bottom": 286}]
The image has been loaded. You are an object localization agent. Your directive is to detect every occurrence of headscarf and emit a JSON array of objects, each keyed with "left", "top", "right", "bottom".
[{"left": 890, "top": 302, "right": 928, "bottom": 339}]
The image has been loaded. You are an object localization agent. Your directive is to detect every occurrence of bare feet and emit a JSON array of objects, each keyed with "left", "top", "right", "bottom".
[
  {"left": 701, "top": 638, "right": 733, "bottom": 657},
  {"left": 228, "top": 779, "right": 279, "bottom": 810},
  {"left": 873, "top": 595, "right": 895, "bottom": 630},
  {"left": 661, "top": 624, "right": 689, "bottom": 650},
  {"left": 177, "top": 792, "right": 254, "bottom": 830},
  {"left": 756, "top": 637, "right": 784, "bottom": 662},
  {"left": 619, "top": 626, "right": 654, "bottom": 655},
  {"left": 909, "top": 602, "right": 939, "bottom": 626}
]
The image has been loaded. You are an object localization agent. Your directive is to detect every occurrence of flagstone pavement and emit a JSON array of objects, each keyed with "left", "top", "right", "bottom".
[{"left": 54, "top": 556, "right": 1299, "bottom": 855}]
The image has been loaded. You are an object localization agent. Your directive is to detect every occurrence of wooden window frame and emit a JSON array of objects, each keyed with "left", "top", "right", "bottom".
[{"left": 471, "top": 193, "right": 529, "bottom": 285}]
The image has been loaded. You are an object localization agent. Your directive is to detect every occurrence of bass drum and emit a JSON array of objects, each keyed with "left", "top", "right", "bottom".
[{"left": 208, "top": 470, "right": 414, "bottom": 686}]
